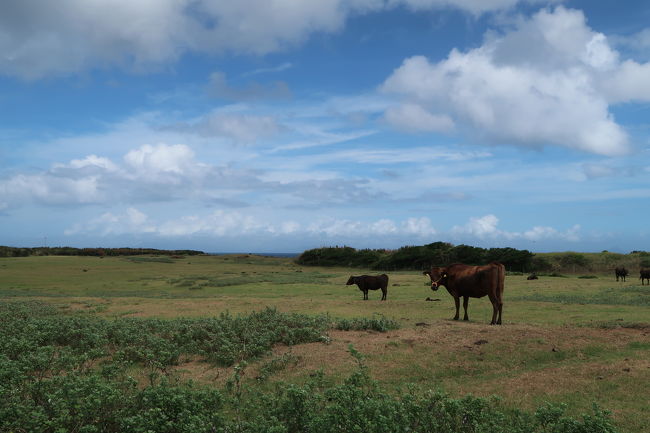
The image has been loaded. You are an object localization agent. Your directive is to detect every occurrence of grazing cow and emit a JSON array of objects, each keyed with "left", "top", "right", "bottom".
[
  {"left": 615, "top": 267, "right": 629, "bottom": 282},
  {"left": 640, "top": 269, "right": 650, "bottom": 285},
  {"left": 527, "top": 274, "right": 538, "bottom": 280},
  {"left": 423, "top": 262, "right": 505, "bottom": 325},
  {"left": 346, "top": 274, "right": 389, "bottom": 300}
]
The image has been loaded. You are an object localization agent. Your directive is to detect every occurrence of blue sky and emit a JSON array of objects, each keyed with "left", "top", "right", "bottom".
[{"left": 1, "top": 0, "right": 650, "bottom": 253}]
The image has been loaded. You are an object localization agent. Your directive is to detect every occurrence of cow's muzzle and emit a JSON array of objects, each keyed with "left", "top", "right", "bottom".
[{"left": 430, "top": 282, "right": 439, "bottom": 291}]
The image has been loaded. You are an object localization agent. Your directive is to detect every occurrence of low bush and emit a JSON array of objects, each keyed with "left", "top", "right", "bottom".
[
  {"left": 0, "top": 302, "right": 620, "bottom": 433},
  {"left": 335, "top": 315, "right": 400, "bottom": 332}
]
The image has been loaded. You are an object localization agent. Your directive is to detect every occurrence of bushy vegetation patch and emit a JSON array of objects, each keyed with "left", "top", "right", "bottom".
[
  {"left": 0, "top": 302, "right": 621, "bottom": 432},
  {"left": 0, "top": 245, "right": 203, "bottom": 257},
  {"left": 334, "top": 315, "right": 401, "bottom": 332},
  {"left": 296, "top": 245, "right": 650, "bottom": 274},
  {"left": 297, "top": 243, "right": 534, "bottom": 272},
  {"left": 216, "top": 347, "right": 619, "bottom": 433}
]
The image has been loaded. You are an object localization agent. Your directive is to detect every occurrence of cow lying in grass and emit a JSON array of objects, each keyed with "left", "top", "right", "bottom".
[{"left": 346, "top": 274, "right": 389, "bottom": 300}]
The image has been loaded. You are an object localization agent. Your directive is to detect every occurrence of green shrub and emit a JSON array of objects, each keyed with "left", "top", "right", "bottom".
[
  {"left": 0, "top": 302, "right": 621, "bottom": 433},
  {"left": 335, "top": 315, "right": 400, "bottom": 332}
]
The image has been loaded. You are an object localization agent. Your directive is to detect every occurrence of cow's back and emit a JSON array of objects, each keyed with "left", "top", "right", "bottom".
[
  {"left": 446, "top": 263, "right": 503, "bottom": 298},
  {"left": 357, "top": 274, "right": 388, "bottom": 289}
]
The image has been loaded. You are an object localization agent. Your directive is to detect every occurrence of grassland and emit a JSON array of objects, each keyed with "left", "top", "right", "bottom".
[{"left": 1, "top": 254, "right": 649, "bottom": 432}]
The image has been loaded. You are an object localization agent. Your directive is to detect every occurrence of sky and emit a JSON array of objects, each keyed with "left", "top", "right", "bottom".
[{"left": 1, "top": 0, "right": 650, "bottom": 254}]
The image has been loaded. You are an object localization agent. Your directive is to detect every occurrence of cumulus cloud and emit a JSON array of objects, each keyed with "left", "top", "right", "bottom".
[
  {"left": 383, "top": 103, "right": 454, "bottom": 133},
  {"left": 66, "top": 209, "right": 582, "bottom": 245},
  {"left": 1, "top": 144, "right": 211, "bottom": 207},
  {"left": 65, "top": 207, "right": 156, "bottom": 236},
  {"left": 157, "top": 211, "right": 271, "bottom": 237},
  {"left": 452, "top": 214, "right": 580, "bottom": 241},
  {"left": 66, "top": 208, "right": 440, "bottom": 241},
  {"left": 0, "top": 142, "right": 384, "bottom": 210},
  {"left": 124, "top": 143, "right": 200, "bottom": 177},
  {"left": 1, "top": 0, "right": 547, "bottom": 79},
  {"left": 380, "top": 6, "right": 646, "bottom": 156}
]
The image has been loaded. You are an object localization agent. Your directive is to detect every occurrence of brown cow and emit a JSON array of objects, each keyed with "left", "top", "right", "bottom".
[
  {"left": 346, "top": 274, "right": 389, "bottom": 300},
  {"left": 423, "top": 262, "right": 505, "bottom": 325},
  {"left": 640, "top": 269, "right": 650, "bottom": 285}
]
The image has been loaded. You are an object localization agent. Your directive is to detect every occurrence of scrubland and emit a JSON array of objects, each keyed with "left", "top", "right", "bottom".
[{"left": 1, "top": 254, "right": 648, "bottom": 432}]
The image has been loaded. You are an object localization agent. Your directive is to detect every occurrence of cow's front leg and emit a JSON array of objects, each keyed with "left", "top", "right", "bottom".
[
  {"left": 453, "top": 296, "right": 460, "bottom": 320},
  {"left": 462, "top": 296, "right": 469, "bottom": 321},
  {"left": 364, "top": 290, "right": 368, "bottom": 300}
]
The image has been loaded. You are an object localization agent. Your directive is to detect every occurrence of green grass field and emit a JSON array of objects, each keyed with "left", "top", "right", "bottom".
[{"left": 1, "top": 254, "right": 649, "bottom": 432}]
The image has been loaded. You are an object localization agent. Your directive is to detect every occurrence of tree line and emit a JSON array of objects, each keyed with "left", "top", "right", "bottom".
[
  {"left": 296, "top": 242, "right": 534, "bottom": 272},
  {"left": 0, "top": 246, "right": 204, "bottom": 258}
]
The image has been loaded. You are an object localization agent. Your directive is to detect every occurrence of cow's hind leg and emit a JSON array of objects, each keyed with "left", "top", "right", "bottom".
[
  {"left": 462, "top": 296, "right": 469, "bottom": 321},
  {"left": 490, "top": 302, "right": 497, "bottom": 325},
  {"left": 488, "top": 294, "right": 499, "bottom": 325},
  {"left": 381, "top": 288, "right": 387, "bottom": 301},
  {"left": 497, "top": 301, "right": 503, "bottom": 324}
]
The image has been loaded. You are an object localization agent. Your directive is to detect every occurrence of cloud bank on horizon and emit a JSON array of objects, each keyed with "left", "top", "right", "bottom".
[{"left": 1, "top": 0, "right": 649, "bottom": 253}]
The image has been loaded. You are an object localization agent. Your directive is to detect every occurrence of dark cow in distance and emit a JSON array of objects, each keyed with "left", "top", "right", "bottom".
[
  {"left": 346, "top": 274, "right": 389, "bottom": 300},
  {"left": 424, "top": 262, "right": 505, "bottom": 325},
  {"left": 615, "top": 267, "right": 629, "bottom": 282},
  {"left": 641, "top": 269, "right": 650, "bottom": 285},
  {"left": 527, "top": 273, "right": 538, "bottom": 280}
]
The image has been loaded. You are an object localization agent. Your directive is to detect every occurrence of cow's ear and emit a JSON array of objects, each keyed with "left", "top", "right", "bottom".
[{"left": 442, "top": 273, "right": 447, "bottom": 278}]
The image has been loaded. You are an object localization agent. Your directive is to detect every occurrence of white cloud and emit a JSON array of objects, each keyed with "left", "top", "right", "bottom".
[
  {"left": 452, "top": 214, "right": 581, "bottom": 241},
  {"left": 402, "top": 217, "right": 437, "bottom": 236},
  {"left": 0, "top": 0, "right": 550, "bottom": 79},
  {"left": 194, "top": 112, "right": 283, "bottom": 144},
  {"left": 65, "top": 208, "right": 441, "bottom": 240},
  {"left": 453, "top": 214, "right": 501, "bottom": 238},
  {"left": 57, "top": 155, "right": 119, "bottom": 172},
  {"left": 65, "top": 207, "right": 156, "bottom": 236},
  {"left": 124, "top": 143, "right": 198, "bottom": 176},
  {"left": 381, "top": 6, "right": 643, "bottom": 156},
  {"left": 1, "top": 173, "right": 104, "bottom": 206},
  {"left": 599, "top": 60, "right": 650, "bottom": 103},
  {"left": 383, "top": 103, "right": 454, "bottom": 133},
  {"left": 157, "top": 211, "right": 270, "bottom": 237}
]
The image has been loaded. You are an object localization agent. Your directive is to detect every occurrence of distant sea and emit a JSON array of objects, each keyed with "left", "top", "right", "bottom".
[{"left": 208, "top": 252, "right": 300, "bottom": 258}]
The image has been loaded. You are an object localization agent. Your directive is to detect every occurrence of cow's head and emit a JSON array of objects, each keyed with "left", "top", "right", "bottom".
[
  {"left": 424, "top": 267, "right": 447, "bottom": 291},
  {"left": 346, "top": 276, "right": 356, "bottom": 285}
]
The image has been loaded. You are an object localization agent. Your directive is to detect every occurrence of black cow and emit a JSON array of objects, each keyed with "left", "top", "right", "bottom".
[
  {"left": 641, "top": 269, "right": 650, "bottom": 285},
  {"left": 527, "top": 273, "right": 538, "bottom": 280},
  {"left": 346, "top": 274, "right": 389, "bottom": 300},
  {"left": 424, "top": 262, "right": 505, "bottom": 325},
  {"left": 615, "top": 267, "right": 629, "bottom": 282}
]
